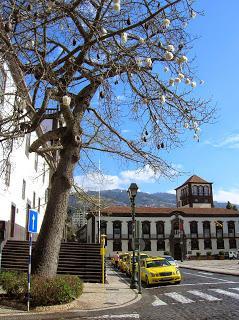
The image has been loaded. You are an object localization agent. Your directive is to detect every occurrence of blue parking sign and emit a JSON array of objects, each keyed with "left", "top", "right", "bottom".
[{"left": 28, "top": 210, "right": 38, "bottom": 233}]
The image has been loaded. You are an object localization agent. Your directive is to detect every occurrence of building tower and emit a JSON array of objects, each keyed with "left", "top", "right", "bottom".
[{"left": 175, "top": 175, "right": 213, "bottom": 208}]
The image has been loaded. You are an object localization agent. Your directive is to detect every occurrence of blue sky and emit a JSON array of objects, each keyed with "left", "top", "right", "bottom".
[{"left": 75, "top": 1, "right": 239, "bottom": 205}]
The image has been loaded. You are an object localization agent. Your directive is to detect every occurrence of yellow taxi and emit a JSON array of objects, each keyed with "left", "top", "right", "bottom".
[
  {"left": 140, "top": 257, "right": 181, "bottom": 286},
  {"left": 118, "top": 253, "right": 130, "bottom": 272},
  {"left": 125, "top": 253, "right": 149, "bottom": 277}
]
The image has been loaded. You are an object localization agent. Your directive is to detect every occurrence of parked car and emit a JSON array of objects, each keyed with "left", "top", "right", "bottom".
[
  {"left": 140, "top": 257, "right": 181, "bottom": 286},
  {"left": 163, "top": 255, "right": 179, "bottom": 267},
  {"left": 125, "top": 253, "right": 149, "bottom": 277},
  {"left": 118, "top": 253, "right": 130, "bottom": 272}
]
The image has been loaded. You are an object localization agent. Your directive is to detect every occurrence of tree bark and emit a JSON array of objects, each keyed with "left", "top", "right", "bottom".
[{"left": 32, "top": 139, "right": 80, "bottom": 277}]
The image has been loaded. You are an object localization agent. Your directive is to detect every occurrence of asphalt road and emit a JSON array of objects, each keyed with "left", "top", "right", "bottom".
[{"left": 1, "top": 269, "right": 239, "bottom": 320}]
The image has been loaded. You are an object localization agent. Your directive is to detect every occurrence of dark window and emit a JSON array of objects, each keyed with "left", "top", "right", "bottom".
[
  {"left": 100, "top": 221, "right": 107, "bottom": 246},
  {"left": 34, "top": 153, "right": 38, "bottom": 171},
  {"left": 191, "top": 239, "right": 199, "bottom": 250},
  {"left": 204, "top": 186, "right": 209, "bottom": 195},
  {"left": 38, "top": 197, "right": 41, "bottom": 213},
  {"left": 128, "top": 221, "right": 132, "bottom": 239},
  {"left": 217, "top": 238, "right": 224, "bottom": 249},
  {"left": 25, "top": 133, "right": 31, "bottom": 157},
  {"left": 190, "top": 221, "right": 198, "bottom": 238},
  {"left": 142, "top": 221, "right": 150, "bottom": 239},
  {"left": 203, "top": 221, "right": 211, "bottom": 238},
  {"left": 216, "top": 221, "right": 223, "bottom": 238},
  {"left": 157, "top": 239, "right": 165, "bottom": 251},
  {"left": 192, "top": 186, "right": 198, "bottom": 195},
  {"left": 22, "top": 179, "right": 26, "bottom": 200},
  {"left": 45, "top": 188, "right": 49, "bottom": 203},
  {"left": 142, "top": 239, "right": 151, "bottom": 251},
  {"left": 228, "top": 221, "right": 235, "bottom": 238},
  {"left": 10, "top": 204, "right": 16, "bottom": 238},
  {"left": 5, "top": 161, "right": 11, "bottom": 186},
  {"left": 128, "top": 239, "right": 132, "bottom": 251},
  {"left": 113, "top": 221, "right": 121, "bottom": 239},
  {"left": 43, "top": 162, "right": 46, "bottom": 183},
  {"left": 156, "top": 221, "right": 164, "bottom": 238},
  {"left": 113, "top": 239, "right": 122, "bottom": 251},
  {"left": 204, "top": 239, "right": 212, "bottom": 249},
  {"left": 229, "top": 238, "right": 237, "bottom": 249},
  {"left": 198, "top": 185, "right": 204, "bottom": 196}
]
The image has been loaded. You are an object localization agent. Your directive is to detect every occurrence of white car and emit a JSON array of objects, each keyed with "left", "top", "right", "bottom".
[{"left": 163, "top": 255, "right": 179, "bottom": 268}]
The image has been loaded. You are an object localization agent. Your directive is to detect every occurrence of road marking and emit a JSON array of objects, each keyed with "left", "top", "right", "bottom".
[
  {"left": 152, "top": 295, "right": 167, "bottom": 306},
  {"left": 84, "top": 314, "right": 140, "bottom": 319},
  {"left": 210, "top": 288, "right": 239, "bottom": 300},
  {"left": 188, "top": 290, "right": 222, "bottom": 301},
  {"left": 164, "top": 292, "right": 194, "bottom": 304},
  {"left": 230, "top": 287, "right": 239, "bottom": 291},
  {"left": 183, "top": 271, "right": 231, "bottom": 282},
  {"left": 198, "top": 272, "right": 213, "bottom": 275},
  {"left": 145, "top": 281, "right": 237, "bottom": 289}
]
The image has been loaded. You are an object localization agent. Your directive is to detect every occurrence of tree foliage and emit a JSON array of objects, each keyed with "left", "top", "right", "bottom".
[{"left": 0, "top": 0, "right": 215, "bottom": 276}]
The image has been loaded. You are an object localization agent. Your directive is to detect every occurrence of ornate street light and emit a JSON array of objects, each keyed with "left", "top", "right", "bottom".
[{"left": 127, "top": 183, "right": 138, "bottom": 289}]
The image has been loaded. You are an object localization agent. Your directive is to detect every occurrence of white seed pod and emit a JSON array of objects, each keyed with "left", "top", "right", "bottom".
[
  {"left": 175, "top": 77, "right": 181, "bottom": 83},
  {"left": 200, "top": 79, "right": 205, "bottom": 85},
  {"left": 195, "top": 126, "right": 201, "bottom": 132},
  {"left": 164, "top": 66, "right": 169, "bottom": 73},
  {"left": 113, "top": 3, "right": 120, "bottom": 12},
  {"left": 191, "top": 10, "right": 197, "bottom": 19},
  {"left": 193, "top": 133, "right": 199, "bottom": 141},
  {"left": 162, "top": 19, "right": 171, "bottom": 27},
  {"left": 101, "top": 28, "right": 107, "bottom": 36},
  {"left": 183, "top": 21, "right": 188, "bottom": 28},
  {"left": 136, "top": 57, "right": 142, "bottom": 66},
  {"left": 62, "top": 95, "right": 71, "bottom": 107},
  {"left": 167, "top": 44, "right": 175, "bottom": 52},
  {"left": 169, "top": 78, "right": 175, "bottom": 86},
  {"left": 184, "top": 122, "right": 189, "bottom": 129},
  {"left": 139, "top": 37, "right": 145, "bottom": 44},
  {"left": 185, "top": 78, "right": 191, "bottom": 85},
  {"left": 145, "top": 57, "right": 152, "bottom": 68},
  {"left": 121, "top": 32, "right": 128, "bottom": 43},
  {"left": 191, "top": 81, "right": 197, "bottom": 88},
  {"left": 143, "top": 98, "right": 148, "bottom": 104},
  {"left": 179, "top": 55, "right": 188, "bottom": 63},
  {"left": 193, "top": 121, "right": 199, "bottom": 128},
  {"left": 164, "top": 51, "right": 174, "bottom": 61},
  {"left": 159, "top": 94, "right": 166, "bottom": 104},
  {"left": 178, "top": 73, "right": 185, "bottom": 79}
]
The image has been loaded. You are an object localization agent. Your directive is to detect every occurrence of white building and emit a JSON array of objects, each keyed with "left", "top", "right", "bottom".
[
  {"left": 0, "top": 61, "right": 50, "bottom": 241},
  {"left": 86, "top": 175, "right": 239, "bottom": 259}
]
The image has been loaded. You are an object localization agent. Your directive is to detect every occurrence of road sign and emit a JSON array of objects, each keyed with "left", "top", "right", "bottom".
[{"left": 28, "top": 210, "right": 38, "bottom": 233}]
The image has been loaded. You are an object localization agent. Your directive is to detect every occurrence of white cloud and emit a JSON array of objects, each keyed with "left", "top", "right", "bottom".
[
  {"left": 167, "top": 189, "right": 176, "bottom": 195},
  {"left": 205, "top": 134, "right": 239, "bottom": 149},
  {"left": 214, "top": 188, "right": 239, "bottom": 205}
]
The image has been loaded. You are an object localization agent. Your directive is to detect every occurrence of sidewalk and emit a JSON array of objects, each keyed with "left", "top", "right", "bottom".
[
  {"left": 178, "top": 259, "right": 239, "bottom": 276},
  {"left": 0, "top": 265, "right": 141, "bottom": 316}
]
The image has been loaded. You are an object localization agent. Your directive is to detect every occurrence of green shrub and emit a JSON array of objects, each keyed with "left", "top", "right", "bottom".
[
  {"left": 196, "top": 252, "right": 201, "bottom": 257},
  {"left": 219, "top": 251, "right": 225, "bottom": 256},
  {"left": 206, "top": 251, "right": 212, "bottom": 256},
  {"left": 164, "top": 251, "right": 170, "bottom": 255},
  {"left": 0, "top": 271, "right": 83, "bottom": 307}
]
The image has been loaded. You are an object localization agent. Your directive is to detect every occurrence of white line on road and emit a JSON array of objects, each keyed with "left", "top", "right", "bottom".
[
  {"left": 152, "top": 295, "right": 167, "bottom": 306},
  {"left": 187, "top": 290, "right": 222, "bottom": 301},
  {"left": 145, "top": 281, "right": 238, "bottom": 289},
  {"left": 183, "top": 271, "right": 232, "bottom": 282},
  {"left": 164, "top": 292, "right": 194, "bottom": 304},
  {"left": 210, "top": 288, "right": 239, "bottom": 299},
  {"left": 230, "top": 287, "right": 239, "bottom": 292},
  {"left": 84, "top": 314, "right": 140, "bottom": 319},
  {"left": 198, "top": 272, "right": 213, "bottom": 275}
]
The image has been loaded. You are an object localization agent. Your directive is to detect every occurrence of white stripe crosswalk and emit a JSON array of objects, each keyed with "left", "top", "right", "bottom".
[{"left": 151, "top": 287, "right": 239, "bottom": 307}]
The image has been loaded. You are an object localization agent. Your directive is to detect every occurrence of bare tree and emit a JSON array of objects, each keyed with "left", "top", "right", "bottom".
[{"left": 0, "top": 0, "right": 215, "bottom": 277}]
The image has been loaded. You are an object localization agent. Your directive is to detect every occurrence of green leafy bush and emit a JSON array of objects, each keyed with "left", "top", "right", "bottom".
[{"left": 0, "top": 271, "right": 83, "bottom": 307}]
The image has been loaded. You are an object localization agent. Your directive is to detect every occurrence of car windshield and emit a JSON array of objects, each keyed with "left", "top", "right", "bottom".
[
  {"left": 146, "top": 259, "right": 170, "bottom": 268},
  {"left": 131, "top": 254, "right": 149, "bottom": 263},
  {"left": 165, "top": 256, "right": 175, "bottom": 262}
]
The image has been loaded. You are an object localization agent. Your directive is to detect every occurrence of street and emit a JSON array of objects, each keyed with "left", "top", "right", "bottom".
[{"left": 1, "top": 268, "right": 239, "bottom": 320}]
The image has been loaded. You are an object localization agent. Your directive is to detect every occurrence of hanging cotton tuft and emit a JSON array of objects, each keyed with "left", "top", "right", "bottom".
[
  {"left": 121, "top": 32, "right": 128, "bottom": 43},
  {"left": 162, "top": 19, "right": 171, "bottom": 27},
  {"left": 164, "top": 51, "right": 174, "bottom": 61}
]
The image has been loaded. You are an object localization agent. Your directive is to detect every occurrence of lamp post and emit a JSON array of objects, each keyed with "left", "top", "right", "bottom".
[{"left": 127, "top": 183, "right": 138, "bottom": 290}]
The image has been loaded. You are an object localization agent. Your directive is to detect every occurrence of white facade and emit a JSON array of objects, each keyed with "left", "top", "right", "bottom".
[{"left": 0, "top": 62, "right": 50, "bottom": 241}]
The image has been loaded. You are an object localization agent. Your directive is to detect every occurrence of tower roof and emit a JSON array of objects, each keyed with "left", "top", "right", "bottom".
[{"left": 175, "top": 175, "right": 212, "bottom": 190}]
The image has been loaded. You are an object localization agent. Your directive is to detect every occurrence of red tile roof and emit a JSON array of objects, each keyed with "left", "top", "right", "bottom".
[
  {"left": 175, "top": 175, "right": 212, "bottom": 190},
  {"left": 97, "top": 206, "right": 239, "bottom": 217}
]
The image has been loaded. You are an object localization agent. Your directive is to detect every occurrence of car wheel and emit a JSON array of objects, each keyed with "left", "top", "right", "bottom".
[
  {"left": 145, "top": 276, "right": 150, "bottom": 287},
  {"left": 174, "top": 281, "right": 181, "bottom": 285}
]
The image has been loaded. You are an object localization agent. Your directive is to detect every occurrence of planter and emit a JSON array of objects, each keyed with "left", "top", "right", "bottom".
[{"left": 219, "top": 255, "right": 225, "bottom": 260}]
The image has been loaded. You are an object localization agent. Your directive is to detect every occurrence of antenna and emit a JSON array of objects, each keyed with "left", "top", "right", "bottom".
[{"left": 98, "top": 159, "right": 101, "bottom": 244}]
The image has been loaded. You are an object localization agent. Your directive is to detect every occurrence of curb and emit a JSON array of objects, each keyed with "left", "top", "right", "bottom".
[{"left": 180, "top": 265, "right": 239, "bottom": 276}]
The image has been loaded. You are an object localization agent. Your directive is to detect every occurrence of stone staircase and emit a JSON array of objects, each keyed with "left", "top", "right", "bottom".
[{"left": 0, "top": 240, "right": 105, "bottom": 283}]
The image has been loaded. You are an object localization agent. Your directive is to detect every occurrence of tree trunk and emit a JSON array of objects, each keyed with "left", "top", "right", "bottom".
[{"left": 32, "top": 141, "right": 79, "bottom": 277}]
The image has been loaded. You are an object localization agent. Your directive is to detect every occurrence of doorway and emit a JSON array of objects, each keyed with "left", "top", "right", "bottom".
[{"left": 174, "top": 242, "right": 182, "bottom": 260}]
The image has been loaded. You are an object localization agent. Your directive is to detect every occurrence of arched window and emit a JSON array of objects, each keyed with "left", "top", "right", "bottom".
[
  {"left": 100, "top": 221, "right": 107, "bottom": 236},
  {"left": 228, "top": 221, "right": 235, "bottom": 237},
  {"left": 192, "top": 185, "right": 198, "bottom": 195},
  {"left": 156, "top": 221, "right": 164, "bottom": 238},
  {"left": 203, "top": 221, "right": 211, "bottom": 238},
  {"left": 198, "top": 186, "right": 204, "bottom": 196},
  {"left": 216, "top": 221, "right": 223, "bottom": 238},
  {"left": 190, "top": 221, "right": 198, "bottom": 238},
  {"left": 204, "top": 186, "right": 209, "bottom": 196},
  {"left": 113, "top": 221, "right": 121, "bottom": 239},
  {"left": 142, "top": 221, "right": 150, "bottom": 239}
]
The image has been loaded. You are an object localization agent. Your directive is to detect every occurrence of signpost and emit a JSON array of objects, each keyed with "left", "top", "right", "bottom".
[{"left": 27, "top": 209, "right": 38, "bottom": 312}]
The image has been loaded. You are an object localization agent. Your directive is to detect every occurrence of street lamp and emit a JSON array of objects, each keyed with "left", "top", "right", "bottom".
[{"left": 127, "top": 183, "right": 138, "bottom": 289}]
